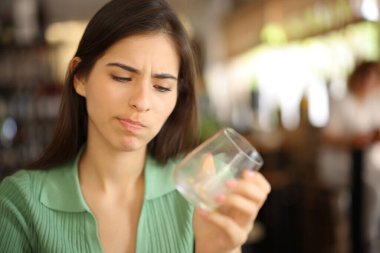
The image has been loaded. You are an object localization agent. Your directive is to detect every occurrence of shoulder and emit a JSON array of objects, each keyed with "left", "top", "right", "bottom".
[
  {"left": 0, "top": 169, "right": 48, "bottom": 207},
  {"left": 0, "top": 170, "right": 49, "bottom": 239},
  {"left": 0, "top": 169, "right": 47, "bottom": 194}
]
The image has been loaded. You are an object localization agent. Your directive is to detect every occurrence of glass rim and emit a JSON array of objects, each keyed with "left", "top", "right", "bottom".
[{"left": 224, "top": 128, "right": 264, "bottom": 167}]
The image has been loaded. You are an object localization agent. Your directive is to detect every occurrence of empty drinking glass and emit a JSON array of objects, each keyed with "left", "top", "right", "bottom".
[{"left": 173, "top": 128, "right": 263, "bottom": 211}]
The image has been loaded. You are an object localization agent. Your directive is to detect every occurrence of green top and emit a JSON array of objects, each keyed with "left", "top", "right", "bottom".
[{"left": 0, "top": 152, "right": 194, "bottom": 253}]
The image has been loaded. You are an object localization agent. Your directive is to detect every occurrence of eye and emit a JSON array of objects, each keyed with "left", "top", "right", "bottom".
[
  {"left": 154, "top": 84, "right": 171, "bottom": 93},
  {"left": 111, "top": 75, "right": 132, "bottom": 82}
]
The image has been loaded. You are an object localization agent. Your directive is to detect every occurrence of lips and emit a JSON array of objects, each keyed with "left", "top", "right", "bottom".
[{"left": 118, "top": 118, "right": 146, "bottom": 131}]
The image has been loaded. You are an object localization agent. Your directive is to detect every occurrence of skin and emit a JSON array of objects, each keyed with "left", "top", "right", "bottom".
[
  {"left": 72, "top": 33, "right": 271, "bottom": 253},
  {"left": 193, "top": 171, "right": 270, "bottom": 253},
  {"left": 73, "top": 33, "right": 179, "bottom": 253}
]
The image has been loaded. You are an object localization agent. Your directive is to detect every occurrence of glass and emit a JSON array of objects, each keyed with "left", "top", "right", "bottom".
[{"left": 173, "top": 128, "right": 263, "bottom": 211}]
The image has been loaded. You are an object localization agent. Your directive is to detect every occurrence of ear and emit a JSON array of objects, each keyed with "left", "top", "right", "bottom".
[{"left": 71, "top": 57, "right": 86, "bottom": 97}]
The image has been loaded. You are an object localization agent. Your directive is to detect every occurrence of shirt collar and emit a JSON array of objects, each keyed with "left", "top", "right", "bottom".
[
  {"left": 39, "top": 150, "right": 178, "bottom": 212},
  {"left": 39, "top": 149, "right": 89, "bottom": 212},
  {"left": 144, "top": 156, "right": 177, "bottom": 200}
]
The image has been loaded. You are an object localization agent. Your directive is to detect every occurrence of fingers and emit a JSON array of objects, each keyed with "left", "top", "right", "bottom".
[
  {"left": 200, "top": 153, "right": 216, "bottom": 175},
  {"left": 194, "top": 171, "right": 271, "bottom": 251},
  {"left": 244, "top": 170, "right": 271, "bottom": 194},
  {"left": 216, "top": 193, "right": 259, "bottom": 229},
  {"left": 226, "top": 171, "right": 271, "bottom": 207},
  {"left": 214, "top": 171, "right": 271, "bottom": 227}
]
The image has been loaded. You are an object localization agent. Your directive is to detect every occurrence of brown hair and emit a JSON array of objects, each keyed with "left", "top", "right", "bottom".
[
  {"left": 29, "top": 0, "right": 199, "bottom": 169},
  {"left": 348, "top": 61, "right": 380, "bottom": 92}
]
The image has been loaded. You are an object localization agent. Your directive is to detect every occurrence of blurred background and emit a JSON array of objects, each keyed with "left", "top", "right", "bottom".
[{"left": 1, "top": 0, "right": 380, "bottom": 252}]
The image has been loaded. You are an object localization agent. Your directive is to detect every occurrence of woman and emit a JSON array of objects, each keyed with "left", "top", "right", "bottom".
[
  {"left": 319, "top": 61, "right": 380, "bottom": 252},
  {"left": 0, "top": 0, "right": 271, "bottom": 252}
]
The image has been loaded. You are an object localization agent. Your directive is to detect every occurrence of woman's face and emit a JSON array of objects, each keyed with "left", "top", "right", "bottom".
[{"left": 74, "top": 33, "right": 179, "bottom": 152}]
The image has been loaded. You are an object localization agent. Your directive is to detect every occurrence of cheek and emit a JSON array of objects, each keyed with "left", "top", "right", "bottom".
[
  {"left": 87, "top": 76, "right": 120, "bottom": 101},
  {"left": 157, "top": 95, "right": 177, "bottom": 122},
  {"left": 85, "top": 83, "right": 120, "bottom": 117}
]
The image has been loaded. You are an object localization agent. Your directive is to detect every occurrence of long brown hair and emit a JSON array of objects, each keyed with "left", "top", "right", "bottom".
[{"left": 29, "top": 0, "right": 199, "bottom": 169}]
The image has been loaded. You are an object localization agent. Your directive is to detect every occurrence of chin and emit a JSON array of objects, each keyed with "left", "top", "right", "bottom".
[{"left": 117, "top": 138, "right": 146, "bottom": 152}]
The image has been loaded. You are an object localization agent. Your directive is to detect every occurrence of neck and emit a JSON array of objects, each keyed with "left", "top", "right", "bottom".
[{"left": 78, "top": 142, "right": 147, "bottom": 195}]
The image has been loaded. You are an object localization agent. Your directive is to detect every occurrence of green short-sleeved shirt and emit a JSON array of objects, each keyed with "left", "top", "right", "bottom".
[{"left": 0, "top": 152, "right": 194, "bottom": 253}]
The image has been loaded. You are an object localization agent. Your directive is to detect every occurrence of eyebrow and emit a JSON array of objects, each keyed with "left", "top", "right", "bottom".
[{"left": 106, "top": 62, "right": 178, "bottom": 81}]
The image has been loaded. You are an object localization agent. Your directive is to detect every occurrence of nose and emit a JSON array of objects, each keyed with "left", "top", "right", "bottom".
[{"left": 128, "top": 82, "right": 151, "bottom": 112}]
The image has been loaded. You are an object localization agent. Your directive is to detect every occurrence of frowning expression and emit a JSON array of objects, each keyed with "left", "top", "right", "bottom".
[{"left": 74, "top": 33, "right": 179, "bottom": 152}]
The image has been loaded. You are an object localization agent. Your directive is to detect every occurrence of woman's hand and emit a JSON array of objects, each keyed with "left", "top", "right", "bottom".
[{"left": 193, "top": 170, "right": 271, "bottom": 253}]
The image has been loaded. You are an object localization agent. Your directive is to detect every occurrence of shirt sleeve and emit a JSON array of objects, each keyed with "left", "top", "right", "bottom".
[{"left": 0, "top": 171, "right": 32, "bottom": 253}]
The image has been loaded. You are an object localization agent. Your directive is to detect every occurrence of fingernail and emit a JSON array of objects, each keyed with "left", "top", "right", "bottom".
[
  {"left": 215, "top": 194, "right": 226, "bottom": 203},
  {"left": 198, "top": 209, "right": 209, "bottom": 217},
  {"left": 225, "top": 179, "right": 237, "bottom": 188},
  {"left": 245, "top": 170, "right": 254, "bottom": 179}
]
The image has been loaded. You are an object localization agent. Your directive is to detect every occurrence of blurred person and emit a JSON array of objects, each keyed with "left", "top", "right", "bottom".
[
  {"left": 319, "top": 61, "right": 380, "bottom": 253},
  {"left": 0, "top": 0, "right": 271, "bottom": 252}
]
